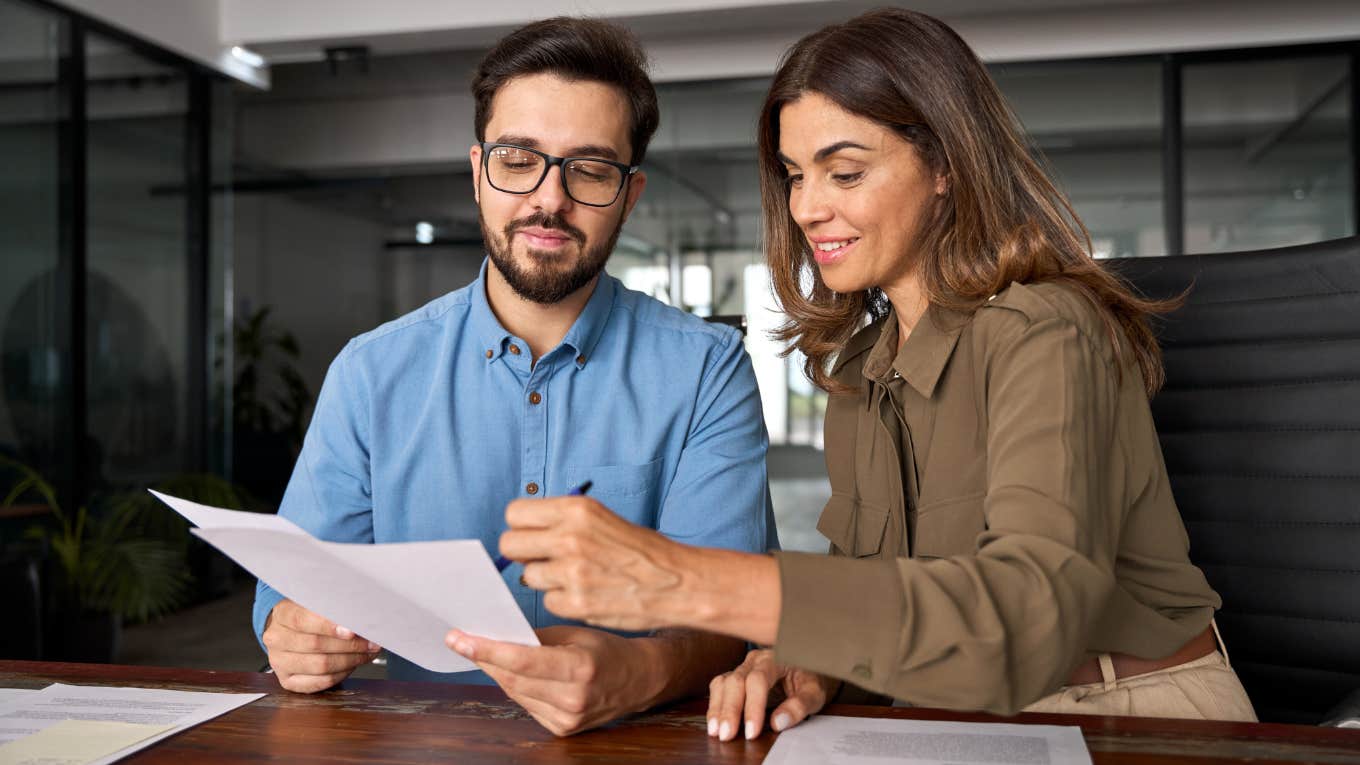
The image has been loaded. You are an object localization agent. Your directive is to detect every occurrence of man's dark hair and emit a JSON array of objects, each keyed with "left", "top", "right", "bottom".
[{"left": 472, "top": 17, "right": 660, "bottom": 166}]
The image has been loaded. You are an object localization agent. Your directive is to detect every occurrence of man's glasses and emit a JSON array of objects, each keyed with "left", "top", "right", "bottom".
[{"left": 479, "top": 142, "right": 638, "bottom": 208}]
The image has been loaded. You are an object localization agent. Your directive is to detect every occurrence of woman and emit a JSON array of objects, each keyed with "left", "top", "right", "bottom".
[{"left": 483, "top": 7, "right": 1257, "bottom": 740}]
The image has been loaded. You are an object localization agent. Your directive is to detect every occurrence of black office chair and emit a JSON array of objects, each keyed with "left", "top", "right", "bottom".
[{"left": 1111, "top": 235, "right": 1360, "bottom": 725}]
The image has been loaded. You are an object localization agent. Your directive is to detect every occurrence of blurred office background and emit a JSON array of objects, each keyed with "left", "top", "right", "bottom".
[{"left": 1, "top": 0, "right": 1356, "bottom": 669}]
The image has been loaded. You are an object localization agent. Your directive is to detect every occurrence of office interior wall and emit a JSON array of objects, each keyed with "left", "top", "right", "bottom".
[{"left": 0, "top": 0, "right": 63, "bottom": 482}]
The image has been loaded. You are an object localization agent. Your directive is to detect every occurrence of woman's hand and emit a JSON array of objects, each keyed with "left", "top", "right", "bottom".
[
  {"left": 501, "top": 495, "right": 692, "bottom": 632},
  {"left": 502, "top": 495, "right": 783, "bottom": 643},
  {"left": 708, "top": 648, "right": 840, "bottom": 741}
]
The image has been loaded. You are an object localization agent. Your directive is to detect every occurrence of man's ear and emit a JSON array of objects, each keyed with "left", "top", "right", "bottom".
[
  {"left": 619, "top": 170, "right": 647, "bottom": 222},
  {"left": 469, "top": 144, "right": 483, "bottom": 204}
]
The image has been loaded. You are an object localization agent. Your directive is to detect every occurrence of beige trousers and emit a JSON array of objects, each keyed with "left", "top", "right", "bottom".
[{"left": 1023, "top": 623, "right": 1258, "bottom": 722}]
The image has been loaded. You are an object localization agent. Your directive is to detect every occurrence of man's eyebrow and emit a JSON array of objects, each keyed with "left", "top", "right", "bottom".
[
  {"left": 492, "top": 134, "right": 541, "bottom": 149},
  {"left": 565, "top": 144, "right": 620, "bottom": 161},
  {"left": 490, "top": 135, "right": 620, "bottom": 162}
]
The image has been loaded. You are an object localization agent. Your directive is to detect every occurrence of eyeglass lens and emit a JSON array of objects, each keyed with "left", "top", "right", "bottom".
[{"left": 486, "top": 145, "right": 625, "bottom": 206}]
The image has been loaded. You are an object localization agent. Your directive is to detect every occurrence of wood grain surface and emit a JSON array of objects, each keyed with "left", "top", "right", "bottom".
[{"left": 3, "top": 661, "right": 1359, "bottom": 764}]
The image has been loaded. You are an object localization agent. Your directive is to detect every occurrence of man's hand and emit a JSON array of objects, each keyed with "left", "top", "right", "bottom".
[
  {"left": 262, "top": 599, "right": 381, "bottom": 693},
  {"left": 708, "top": 648, "right": 839, "bottom": 741},
  {"left": 445, "top": 624, "right": 663, "bottom": 736}
]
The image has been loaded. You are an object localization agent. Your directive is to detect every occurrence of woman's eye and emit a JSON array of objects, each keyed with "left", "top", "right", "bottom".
[
  {"left": 832, "top": 172, "right": 863, "bottom": 184},
  {"left": 785, "top": 174, "right": 804, "bottom": 188}
]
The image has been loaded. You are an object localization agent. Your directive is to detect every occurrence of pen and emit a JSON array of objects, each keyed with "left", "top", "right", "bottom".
[{"left": 494, "top": 479, "right": 592, "bottom": 572}]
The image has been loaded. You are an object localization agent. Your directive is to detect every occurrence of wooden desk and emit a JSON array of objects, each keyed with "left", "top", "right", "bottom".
[{"left": 3, "top": 660, "right": 1358, "bottom": 763}]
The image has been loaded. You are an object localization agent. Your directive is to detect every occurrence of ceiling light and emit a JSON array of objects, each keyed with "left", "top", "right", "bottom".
[{"left": 230, "top": 46, "right": 265, "bottom": 69}]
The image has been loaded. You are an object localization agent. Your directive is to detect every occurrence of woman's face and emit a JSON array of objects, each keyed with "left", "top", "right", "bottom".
[{"left": 777, "top": 92, "right": 946, "bottom": 297}]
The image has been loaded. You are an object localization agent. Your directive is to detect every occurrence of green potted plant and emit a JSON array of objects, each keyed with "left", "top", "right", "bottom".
[
  {"left": 108, "top": 473, "right": 253, "bottom": 602},
  {"left": 224, "top": 307, "right": 311, "bottom": 505},
  {"left": 2, "top": 456, "right": 191, "bottom": 662}
]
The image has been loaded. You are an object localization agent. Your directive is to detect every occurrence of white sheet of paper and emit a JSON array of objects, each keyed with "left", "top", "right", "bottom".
[
  {"left": 763, "top": 715, "right": 1092, "bottom": 765},
  {"left": 0, "top": 691, "right": 36, "bottom": 709},
  {"left": 0, "top": 718, "right": 173, "bottom": 765},
  {"left": 0, "top": 683, "right": 262, "bottom": 765},
  {"left": 151, "top": 490, "right": 539, "bottom": 673}
]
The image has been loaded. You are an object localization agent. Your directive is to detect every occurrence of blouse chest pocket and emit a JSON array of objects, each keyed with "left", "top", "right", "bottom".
[
  {"left": 911, "top": 492, "right": 986, "bottom": 559},
  {"left": 816, "top": 494, "right": 891, "bottom": 558}
]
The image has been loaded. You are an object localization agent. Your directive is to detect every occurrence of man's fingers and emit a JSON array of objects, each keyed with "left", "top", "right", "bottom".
[
  {"left": 446, "top": 631, "right": 575, "bottom": 683},
  {"left": 276, "top": 671, "right": 351, "bottom": 694},
  {"left": 274, "top": 600, "right": 366, "bottom": 641},
  {"left": 271, "top": 650, "right": 375, "bottom": 677},
  {"left": 265, "top": 628, "right": 379, "bottom": 654}
]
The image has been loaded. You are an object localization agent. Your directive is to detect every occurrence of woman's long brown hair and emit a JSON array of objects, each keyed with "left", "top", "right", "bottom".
[{"left": 760, "top": 8, "right": 1174, "bottom": 395}]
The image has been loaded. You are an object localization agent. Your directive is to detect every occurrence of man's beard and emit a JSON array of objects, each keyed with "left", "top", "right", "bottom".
[{"left": 481, "top": 209, "right": 623, "bottom": 305}]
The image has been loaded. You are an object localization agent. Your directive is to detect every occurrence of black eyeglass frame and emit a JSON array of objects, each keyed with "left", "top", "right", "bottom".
[{"left": 478, "top": 142, "right": 640, "bottom": 208}]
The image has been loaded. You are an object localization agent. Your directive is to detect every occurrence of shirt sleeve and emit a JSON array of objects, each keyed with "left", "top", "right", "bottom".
[
  {"left": 252, "top": 341, "right": 375, "bottom": 648},
  {"left": 655, "top": 328, "right": 778, "bottom": 554},
  {"left": 775, "top": 315, "right": 1121, "bottom": 714}
]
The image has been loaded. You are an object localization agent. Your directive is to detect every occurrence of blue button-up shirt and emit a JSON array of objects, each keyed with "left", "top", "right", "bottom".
[{"left": 253, "top": 260, "right": 776, "bottom": 683}]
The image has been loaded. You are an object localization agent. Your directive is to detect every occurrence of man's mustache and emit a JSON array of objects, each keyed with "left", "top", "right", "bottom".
[{"left": 506, "top": 213, "right": 586, "bottom": 245}]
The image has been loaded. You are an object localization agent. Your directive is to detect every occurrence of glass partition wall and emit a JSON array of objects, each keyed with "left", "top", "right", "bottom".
[{"left": 0, "top": 0, "right": 233, "bottom": 662}]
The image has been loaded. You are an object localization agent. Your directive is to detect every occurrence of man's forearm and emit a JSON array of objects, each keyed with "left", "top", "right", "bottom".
[{"left": 633, "top": 630, "right": 748, "bottom": 711}]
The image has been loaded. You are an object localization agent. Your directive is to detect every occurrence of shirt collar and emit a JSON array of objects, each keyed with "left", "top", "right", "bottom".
[
  {"left": 862, "top": 304, "right": 966, "bottom": 399},
  {"left": 559, "top": 269, "right": 617, "bottom": 367},
  {"left": 469, "top": 257, "right": 618, "bottom": 368},
  {"left": 470, "top": 258, "right": 513, "bottom": 361}
]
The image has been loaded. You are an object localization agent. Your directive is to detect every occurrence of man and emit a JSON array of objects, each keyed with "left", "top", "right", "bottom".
[{"left": 252, "top": 17, "right": 776, "bottom": 736}]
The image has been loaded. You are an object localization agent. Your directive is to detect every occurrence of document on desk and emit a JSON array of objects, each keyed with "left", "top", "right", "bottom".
[
  {"left": 150, "top": 490, "right": 539, "bottom": 673},
  {"left": 763, "top": 715, "right": 1092, "bottom": 765},
  {"left": 0, "top": 683, "right": 262, "bottom": 764}
]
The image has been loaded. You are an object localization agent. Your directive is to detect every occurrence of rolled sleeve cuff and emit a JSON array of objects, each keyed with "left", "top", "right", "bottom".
[
  {"left": 773, "top": 551, "right": 903, "bottom": 697},
  {"left": 252, "top": 581, "right": 285, "bottom": 655}
]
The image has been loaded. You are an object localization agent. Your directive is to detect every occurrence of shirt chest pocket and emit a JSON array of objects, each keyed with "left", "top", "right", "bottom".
[
  {"left": 911, "top": 491, "right": 987, "bottom": 559},
  {"left": 562, "top": 457, "right": 663, "bottom": 525},
  {"left": 816, "top": 494, "right": 891, "bottom": 558}
]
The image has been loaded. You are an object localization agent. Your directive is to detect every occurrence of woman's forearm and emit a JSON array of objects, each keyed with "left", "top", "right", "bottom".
[{"left": 662, "top": 545, "right": 782, "bottom": 645}]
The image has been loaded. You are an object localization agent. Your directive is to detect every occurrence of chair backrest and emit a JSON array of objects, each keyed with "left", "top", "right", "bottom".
[{"left": 1111, "top": 236, "right": 1360, "bottom": 724}]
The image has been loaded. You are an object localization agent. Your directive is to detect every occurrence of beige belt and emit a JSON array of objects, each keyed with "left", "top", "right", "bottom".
[{"left": 1066, "top": 625, "right": 1218, "bottom": 687}]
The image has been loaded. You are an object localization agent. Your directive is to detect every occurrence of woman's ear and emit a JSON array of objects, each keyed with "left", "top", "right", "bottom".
[{"left": 935, "top": 172, "right": 950, "bottom": 197}]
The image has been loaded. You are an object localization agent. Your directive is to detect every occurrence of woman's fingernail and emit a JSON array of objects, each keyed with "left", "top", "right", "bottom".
[
  {"left": 707, "top": 718, "right": 717, "bottom": 736},
  {"left": 719, "top": 721, "right": 732, "bottom": 741},
  {"left": 772, "top": 713, "right": 791, "bottom": 731},
  {"left": 744, "top": 720, "right": 756, "bottom": 740},
  {"left": 335, "top": 626, "right": 355, "bottom": 639}
]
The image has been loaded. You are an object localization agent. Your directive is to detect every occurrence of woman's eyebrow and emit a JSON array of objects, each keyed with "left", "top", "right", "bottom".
[
  {"left": 813, "top": 140, "right": 871, "bottom": 162},
  {"left": 777, "top": 140, "right": 873, "bottom": 167}
]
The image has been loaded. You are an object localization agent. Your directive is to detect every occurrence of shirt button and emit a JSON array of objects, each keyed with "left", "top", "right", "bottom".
[
  {"left": 484, "top": 349, "right": 493, "bottom": 359},
  {"left": 525, "top": 482, "right": 539, "bottom": 495},
  {"left": 528, "top": 391, "right": 542, "bottom": 405},
  {"left": 576, "top": 355, "right": 586, "bottom": 366},
  {"left": 852, "top": 662, "right": 873, "bottom": 681},
  {"left": 508, "top": 344, "right": 522, "bottom": 355}
]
